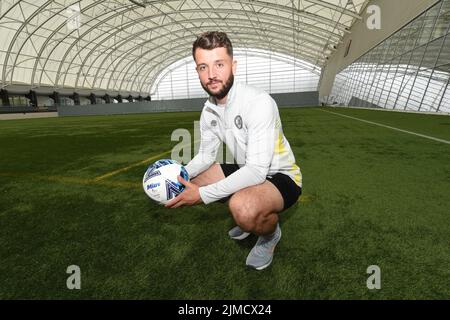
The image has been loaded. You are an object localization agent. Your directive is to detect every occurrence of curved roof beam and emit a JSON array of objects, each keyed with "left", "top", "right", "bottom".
[
  {"left": 71, "top": 6, "right": 344, "bottom": 88},
  {"left": 137, "top": 0, "right": 360, "bottom": 29},
  {"left": 142, "top": 48, "right": 322, "bottom": 93},
  {"left": 103, "top": 27, "right": 337, "bottom": 89},
  {"left": 133, "top": 0, "right": 362, "bottom": 19},
  {"left": 148, "top": 7, "right": 350, "bottom": 32},
  {"left": 216, "top": 0, "right": 358, "bottom": 29},
  {"left": 137, "top": 45, "right": 324, "bottom": 94},
  {"left": 237, "top": 48, "right": 322, "bottom": 74},
  {"left": 51, "top": 2, "right": 349, "bottom": 86},
  {"left": 111, "top": 32, "right": 327, "bottom": 93},
  {"left": 29, "top": 1, "right": 121, "bottom": 86},
  {"left": 150, "top": 48, "right": 322, "bottom": 94},
  {"left": 0, "top": 0, "right": 366, "bottom": 91},
  {"left": 144, "top": 44, "right": 323, "bottom": 95},
  {"left": 302, "top": 0, "right": 362, "bottom": 18},
  {"left": 52, "top": 3, "right": 137, "bottom": 87},
  {"left": 25, "top": 1, "right": 348, "bottom": 87},
  {"left": 137, "top": 39, "right": 326, "bottom": 93},
  {"left": 84, "top": 19, "right": 332, "bottom": 85},
  {"left": 0, "top": 1, "right": 22, "bottom": 20},
  {"left": 123, "top": 37, "right": 326, "bottom": 94},
  {"left": 88, "top": 23, "right": 332, "bottom": 90},
  {"left": 1, "top": 0, "right": 54, "bottom": 84},
  {"left": 76, "top": 15, "right": 338, "bottom": 89},
  {"left": 9, "top": 0, "right": 83, "bottom": 86}
]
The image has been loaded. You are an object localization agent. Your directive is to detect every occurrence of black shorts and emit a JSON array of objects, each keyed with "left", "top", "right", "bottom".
[{"left": 220, "top": 164, "right": 302, "bottom": 211}]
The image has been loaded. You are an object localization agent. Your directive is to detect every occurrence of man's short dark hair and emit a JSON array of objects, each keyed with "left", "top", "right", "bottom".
[{"left": 192, "top": 31, "right": 233, "bottom": 60}]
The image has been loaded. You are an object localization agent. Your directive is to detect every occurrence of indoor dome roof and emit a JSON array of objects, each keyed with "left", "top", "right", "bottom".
[{"left": 0, "top": 0, "right": 369, "bottom": 96}]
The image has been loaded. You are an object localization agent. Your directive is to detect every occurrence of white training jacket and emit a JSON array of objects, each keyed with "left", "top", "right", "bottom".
[{"left": 185, "top": 81, "right": 302, "bottom": 204}]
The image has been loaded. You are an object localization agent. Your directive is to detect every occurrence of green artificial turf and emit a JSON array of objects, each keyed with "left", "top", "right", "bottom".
[{"left": 0, "top": 107, "right": 449, "bottom": 299}]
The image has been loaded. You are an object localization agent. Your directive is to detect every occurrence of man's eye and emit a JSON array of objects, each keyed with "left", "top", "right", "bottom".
[{"left": 217, "top": 63, "right": 224, "bottom": 68}]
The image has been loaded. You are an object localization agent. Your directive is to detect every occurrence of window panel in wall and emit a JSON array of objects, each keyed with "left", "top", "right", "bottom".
[
  {"left": 419, "top": 3, "right": 442, "bottom": 44},
  {"left": 438, "top": 80, "right": 450, "bottom": 112},
  {"left": 420, "top": 75, "right": 448, "bottom": 111},
  {"left": 423, "top": 37, "right": 445, "bottom": 68}
]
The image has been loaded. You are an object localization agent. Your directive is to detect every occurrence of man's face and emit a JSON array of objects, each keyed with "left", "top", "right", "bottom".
[{"left": 194, "top": 47, "right": 237, "bottom": 101}]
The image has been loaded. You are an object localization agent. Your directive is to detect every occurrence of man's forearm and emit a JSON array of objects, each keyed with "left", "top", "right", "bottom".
[
  {"left": 185, "top": 152, "right": 216, "bottom": 179},
  {"left": 199, "top": 164, "right": 268, "bottom": 204}
]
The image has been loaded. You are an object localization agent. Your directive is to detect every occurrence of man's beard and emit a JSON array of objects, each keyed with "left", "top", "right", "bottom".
[{"left": 201, "top": 74, "right": 234, "bottom": 101}]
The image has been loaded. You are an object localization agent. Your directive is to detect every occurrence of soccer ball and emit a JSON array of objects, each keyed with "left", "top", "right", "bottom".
[{"left": 142, "top": 159, "right": 189, "bottom": 205}]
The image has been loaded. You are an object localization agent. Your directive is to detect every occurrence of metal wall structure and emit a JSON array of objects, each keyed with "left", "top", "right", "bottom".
[
  {"left": 329, "top": 0, "right": 450, "bottom": 113},
  {"left": 58, "top": 91, "right": 319, "bottom": 117},
  {"left": 151, "top": 49, "right": 321, "bottom": 100}
]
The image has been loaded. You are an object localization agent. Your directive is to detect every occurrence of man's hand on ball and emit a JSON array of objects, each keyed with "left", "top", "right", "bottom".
[{"left": 165, "top": 176, "right": 202, "bottom": 208}]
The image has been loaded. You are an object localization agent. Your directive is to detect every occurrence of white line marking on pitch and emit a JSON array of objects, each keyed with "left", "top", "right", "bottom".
[
  {"left": 320, "top": 109, "right": 450, "bottom": 145},
  {"left": 93, "top": 150, "right": 172, "bottom": 181},
  {"left": 94, "top": 140, "right": 201, "bottom": 181}
]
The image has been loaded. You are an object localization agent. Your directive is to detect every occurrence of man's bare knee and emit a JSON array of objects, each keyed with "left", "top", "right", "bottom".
[{"left": 229, "top": 194, "right": 259, "bottom": 232}]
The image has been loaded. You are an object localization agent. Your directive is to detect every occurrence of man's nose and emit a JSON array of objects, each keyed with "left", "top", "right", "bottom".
[{"left": 208, "top": 67, "right": 216, "bottom": 79}]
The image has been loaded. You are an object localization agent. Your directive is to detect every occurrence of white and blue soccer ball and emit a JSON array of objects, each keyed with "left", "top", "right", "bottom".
[{"left": 142, "top": 159, "right": 189, "bottom": 205}]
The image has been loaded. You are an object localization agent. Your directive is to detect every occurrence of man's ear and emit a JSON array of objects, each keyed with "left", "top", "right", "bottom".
[{"left": 232, "top": 60, "right": 237, "bottom": 75}]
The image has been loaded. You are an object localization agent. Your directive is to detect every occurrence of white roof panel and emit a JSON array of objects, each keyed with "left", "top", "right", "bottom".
[{"left": 0, "top": 0, "right": 369, "bottom": 95}]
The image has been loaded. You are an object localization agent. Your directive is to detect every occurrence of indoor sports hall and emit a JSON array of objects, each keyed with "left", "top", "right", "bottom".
[{"left": 0, "top": 0, "right": 449, "bottom": 300}]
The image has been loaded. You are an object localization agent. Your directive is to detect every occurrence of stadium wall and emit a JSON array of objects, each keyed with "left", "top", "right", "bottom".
[
  {"left": 57, "top": 98, "right": 204, "bottom": 116},
  {"left": 0, "top": 106, "right": 37, "bottom": 113},
  {"left": 57, "top": 92, "right": 319, "bottom": 116},
  {"left": 272, "top": 91, "right": 319, "bottom": 108},
  {"left": 319, "top": 0, "right": 440, "bottom": 100}
]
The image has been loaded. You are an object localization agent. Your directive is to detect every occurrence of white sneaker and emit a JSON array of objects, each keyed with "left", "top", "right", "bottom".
[{"left": 246, "top": 224, "right": 281, "bottom": 270}]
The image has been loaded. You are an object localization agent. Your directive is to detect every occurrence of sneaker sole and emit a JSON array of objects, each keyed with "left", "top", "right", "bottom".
[
  {"left": 230, "top": 232, "right": 250, "bottom": 240},
  {"left": 246, "top": 256, "right": 273, "bottom": 271}
]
